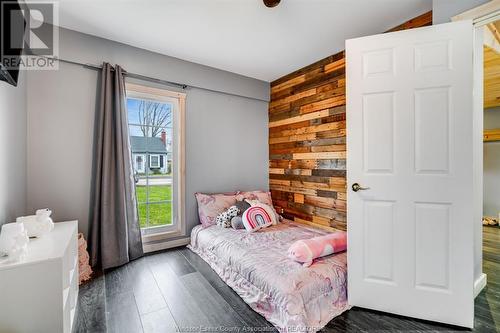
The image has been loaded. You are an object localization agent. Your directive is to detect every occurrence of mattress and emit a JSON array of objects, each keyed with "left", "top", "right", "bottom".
[{"left": 188, "top": 220, "right": 348, "bottom": 332}]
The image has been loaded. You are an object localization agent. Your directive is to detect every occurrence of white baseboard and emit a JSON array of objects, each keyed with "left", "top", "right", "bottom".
[
  {"left": 143, "top": 237, "right": 191, "bottom": 253},
  {"left": 474, "top": 273, "right": 487, "bottom": 298}
]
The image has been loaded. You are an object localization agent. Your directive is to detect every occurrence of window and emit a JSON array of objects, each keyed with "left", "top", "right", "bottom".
[
  {"left": 126, "top": 83, "right": 186, "bottom": 242},
  {"left": 135, "top": 155, "right": 145, "bottom": 173},
  {"left": 149, "top": 154, "right": 160, "bottom": 168}
]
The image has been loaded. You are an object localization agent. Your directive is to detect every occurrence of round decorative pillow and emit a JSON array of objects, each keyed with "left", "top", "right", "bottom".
[
  {"left": 245, "top": 199, "right": 279, "bottom": 225},
  {"left": 242, "top": 206, "right": 273, "bottom": 232}
]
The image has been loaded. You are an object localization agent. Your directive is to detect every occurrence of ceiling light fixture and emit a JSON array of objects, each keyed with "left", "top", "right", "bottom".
[{"left": 263, "top": 0, "right": 281, "bottom": 8}]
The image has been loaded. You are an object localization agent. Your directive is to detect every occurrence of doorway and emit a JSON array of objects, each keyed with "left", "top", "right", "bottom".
[{"left": 480, "top": 17, "right": 500, "bottom": 323}]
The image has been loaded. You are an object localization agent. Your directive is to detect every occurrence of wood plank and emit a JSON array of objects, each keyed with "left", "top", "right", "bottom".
[
  {"left": 269, "top": 146, "right": 310, "bottom": 155},
  {"left": 484, "top": 46, "right": 500, "bottom": 109},
  {"left": 269, "top": 168, "right": 285, "bottom": 175},
  {"left": 316, "top": 128, "right": 346, "bottom": 139},
  {"left": 269, "top": 109, "right": 331, "bottom": 128},
  {"left": 290, "top": 180, "right": 344, "bottom": 192},
  {"left": 284, "top": 168, "right": 313, "bottom": 176},
  {"left": 294, "top": 193, "right": 304, "bottom": 204},
  {"left": 311, "top": 169, "right": 346, "bottom": 177},
  {"left": 269, "top": 121, "right": 346, "bottom": 138},
  {"left": 293, "top": 152, "right": 346, "bottom": 160},
  {"left": 324, "top": 58, "right": 345, "bottom": 74},
  {"left": 269, "top": 159, "right": 317, "bottom": 169},
  {"left": 269, "top": 133, "right": 316, "bottom": 145},
  {"left": 270, "top": 179, "right": 291, "bottom": 186},
  {"left": 271, "top": 74, "right": 306, "bottom": 94},
  {"left": 316, "top": 159, "right": 346, "bottom": 170},
  {"left": 269, "top": 185, "right": 317, "bottom": 196},
  {"left": 271, "top": 72, "right": 345, "bottom": 101},
  {"left": 268, "top": 120, "right": 311, "bottom": 133},
  {"left": 299, "top": 96, "right": 346, "bottom": 114},
  {"left": 310, "top": 144, "right": 346, "bottom": 152},
  {"left": 292, "top": 86, "right": 345, "bottom": 110},
  {"left": 484, "top": 128, "right": 500, "bottom": 142},
  {"left": 269, "top": 88, "right": 317, "bottom": 109},
  {"left": 312, "top": 215, "right": 334, "bottom": 226},
  {"left": 271, "top": 51, "right": 344, "bottom": 88},
  {"left": 293, "top": 217, "right": 337, "bottom": 231}
]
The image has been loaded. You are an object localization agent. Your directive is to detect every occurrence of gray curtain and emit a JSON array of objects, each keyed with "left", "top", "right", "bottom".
[{"left": 89, "top": 63, "right": 143, "bottom": 269}]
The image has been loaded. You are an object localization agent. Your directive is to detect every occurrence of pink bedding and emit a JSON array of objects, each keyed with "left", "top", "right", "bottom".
[{"left": 188, "top": 220, "right": 349, "bottom": 332}]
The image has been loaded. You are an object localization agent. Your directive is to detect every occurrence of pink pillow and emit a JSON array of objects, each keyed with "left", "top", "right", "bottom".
[
  {"left": 288, "top": 232, "right": 347, "bottom": 267},
  {"left": 242, "top": 206, "right": 273, "bottom": 232},
  {"left": 237, "top": 190, "right": 273, "bottom": 206},
  {"left": 195, "top": 192, "right": 238, "bottom": 227}
]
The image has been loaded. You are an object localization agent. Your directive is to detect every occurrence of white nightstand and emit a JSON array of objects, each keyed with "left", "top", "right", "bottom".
[{"left": 0, "top": 221, "right": 79, "bottom": 333}]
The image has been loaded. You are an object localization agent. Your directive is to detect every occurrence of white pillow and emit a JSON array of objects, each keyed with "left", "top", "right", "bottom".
[{"left": 245, "top": 200, "right": 279, "bottom": 225}]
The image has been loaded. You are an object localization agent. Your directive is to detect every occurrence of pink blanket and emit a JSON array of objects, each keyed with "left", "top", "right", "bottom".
[{"left": 188, "top": 220, "right": 348, "bottom": 332}]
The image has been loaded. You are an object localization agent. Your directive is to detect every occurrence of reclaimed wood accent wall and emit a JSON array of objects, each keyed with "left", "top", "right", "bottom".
[{"left": 269, "top": 11, "right": 432, "bottom": 231}]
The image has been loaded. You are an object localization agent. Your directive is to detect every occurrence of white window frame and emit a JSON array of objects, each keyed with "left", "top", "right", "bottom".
[
  {"left": 135, "top": 154, "right": 146, "bottom": 173},
  {"left": 126, "top": 83, "right": 186, "bottom": 250},
  {"left": 149, "top": 154, "right": 161, "bottom": 168}
]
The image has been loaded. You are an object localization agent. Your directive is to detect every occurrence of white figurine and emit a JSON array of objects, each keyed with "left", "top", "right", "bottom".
[
  {"left": 16, "top": 208, "right": 55, "bottom": 238},
  {"left": 0, "top": 222, "right": 29, "bottom": 262}
]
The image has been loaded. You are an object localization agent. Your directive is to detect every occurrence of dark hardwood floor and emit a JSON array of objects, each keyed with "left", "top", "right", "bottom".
[{"left": 75, "top": 226, "right": 499, "bottom": 332}]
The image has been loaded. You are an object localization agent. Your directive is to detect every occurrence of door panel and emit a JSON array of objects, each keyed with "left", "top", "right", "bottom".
[
  {"left": 415, "top": 202, "right": 451, "bottom": 291},
  {"left": 364, "top": 200, "right": 395, "bottom": 284},
  {"left": 363, "top": 92, "right": 394, "bottom": 173},
  {"left": 414, "top": 87, "right": 450, "bottom": 174},
  {"left": 347, "top": 20, "right": 474, "bottom": 328}
]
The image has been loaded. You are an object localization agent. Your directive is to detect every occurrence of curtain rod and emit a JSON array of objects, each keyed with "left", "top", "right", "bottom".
[{"left": 42, "top": 56, "right": 268, "bottom": 102}]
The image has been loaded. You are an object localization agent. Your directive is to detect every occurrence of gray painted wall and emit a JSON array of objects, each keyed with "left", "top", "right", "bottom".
[
  {"left": 432, "top": 0, "right": 489, "bottom": 24},
  {"left": 484, "top": 107, "right": 500, "bottom": 218},
  {"left": 0, "top": 71, "right": 27, "bottom": 226},
  {"left": 27, "top": 28, "right": 269, "bottom": 238}
]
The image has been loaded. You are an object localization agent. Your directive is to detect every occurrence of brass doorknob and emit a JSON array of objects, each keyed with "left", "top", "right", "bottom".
[{"left": 352, "top": 183, "right": 370, "bottom": 192}]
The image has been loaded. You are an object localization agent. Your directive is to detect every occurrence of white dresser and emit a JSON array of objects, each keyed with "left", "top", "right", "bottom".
[{"left": 0, "top": 221, "right": 79, "bottom": 333}]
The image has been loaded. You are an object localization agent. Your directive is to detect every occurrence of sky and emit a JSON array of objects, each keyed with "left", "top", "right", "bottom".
[{"left": 127, "top": 97, "right": 173, "bottom": 137}]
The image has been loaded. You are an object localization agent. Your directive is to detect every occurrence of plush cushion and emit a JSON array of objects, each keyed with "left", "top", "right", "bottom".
[
  {"left": 234, "top": 200, "right": 251, "bottom": 216},
  {"left": 216, "top": 206, "right": 239, "bottom": 228},
  {"left": 231, "top": 216, "right": 245, "bottom": 229},
  {"left": 195, "top": 192, "right": 238, "bottom": 227},
  {"left": 242, "top": 206, "right": 273, "bottom": 232},
  {"left": 245, "top": 200, "right": 279, "bottom": 225},
  {"left": 288, "top": 231, "right": 347, "bottom": 267}
]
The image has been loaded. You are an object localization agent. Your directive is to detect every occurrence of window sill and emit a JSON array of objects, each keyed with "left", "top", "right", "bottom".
[
  {"left": 142, "top": 227, "right": 183, "bottom": 243},
  {"left": 142, "top": 235, "right": 190, "bottom": 253}
]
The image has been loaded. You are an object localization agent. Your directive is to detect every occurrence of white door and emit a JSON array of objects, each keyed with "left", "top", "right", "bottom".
[{"left": 346, "top": 20, "right": 474, "bottom": 328}]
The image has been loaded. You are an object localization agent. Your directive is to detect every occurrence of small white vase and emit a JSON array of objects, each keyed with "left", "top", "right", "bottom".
[{"left": 0, "top": 222, "right": 29, "bottom": 262}]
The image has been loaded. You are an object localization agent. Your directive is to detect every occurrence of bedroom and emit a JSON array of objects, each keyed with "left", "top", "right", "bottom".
[{"left": 0, "top": 0, "right": 498, "bottom": 332}]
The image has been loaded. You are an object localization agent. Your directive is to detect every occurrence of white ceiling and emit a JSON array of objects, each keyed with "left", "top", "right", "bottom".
[{"left": 53, "top": 0, "right": 432, "bottom": 82}]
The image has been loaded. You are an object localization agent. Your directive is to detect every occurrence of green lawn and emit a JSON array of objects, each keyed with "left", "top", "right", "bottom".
[{"left": 136, "top": 185, "right": 172, "bottom": 228}]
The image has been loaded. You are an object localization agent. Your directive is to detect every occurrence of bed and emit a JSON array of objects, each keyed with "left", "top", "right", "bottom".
[{"left": 188, "top": 220, "right": 349, "bottom": 332}]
